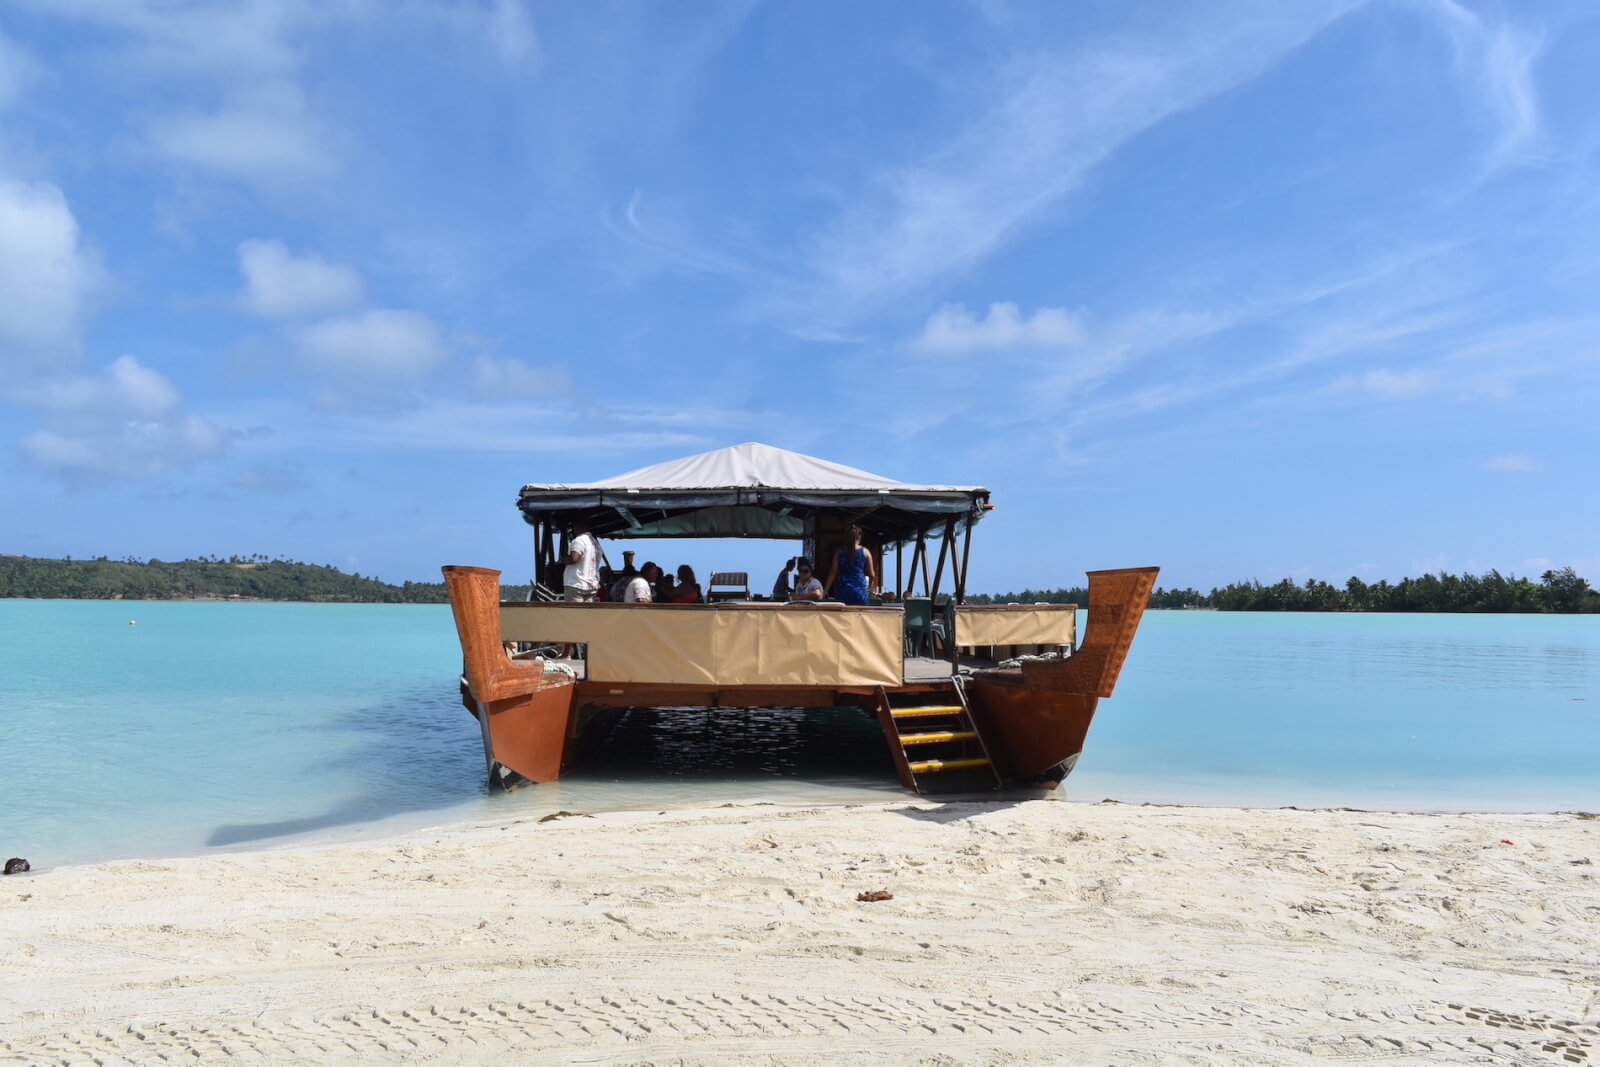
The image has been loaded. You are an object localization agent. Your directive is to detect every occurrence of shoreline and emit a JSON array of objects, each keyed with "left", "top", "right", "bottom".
[
  {"left": 4, "top": 799, "right": 1596, "bottom": 1064},
  {"left": 15, "top": 786, "right": 1598, "bottom": 876}
]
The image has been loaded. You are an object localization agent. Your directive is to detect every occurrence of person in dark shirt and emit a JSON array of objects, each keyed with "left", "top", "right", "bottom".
[{"left": 772, "top": 557, "right": 797, "bottom": 601}]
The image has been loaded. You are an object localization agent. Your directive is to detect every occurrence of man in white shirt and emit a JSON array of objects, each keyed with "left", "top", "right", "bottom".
[
  {"left": 622, "top": 561, "right": 660, "bottom": 604},
  {"left": 789, "top": 558, "right": 824, "bottom": 601},
  {"left": 563, "top": 522, "right": 601, "bottom": 602}
]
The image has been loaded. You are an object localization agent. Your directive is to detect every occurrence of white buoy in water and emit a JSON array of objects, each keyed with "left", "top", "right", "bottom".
[{"left": 129, "top": 619, "right": 137, "bottom": 626}]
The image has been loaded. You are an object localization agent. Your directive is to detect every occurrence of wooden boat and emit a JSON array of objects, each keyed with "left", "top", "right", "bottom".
[{"left": 443, "top": 443, "right": 1157, "bottom": 795}]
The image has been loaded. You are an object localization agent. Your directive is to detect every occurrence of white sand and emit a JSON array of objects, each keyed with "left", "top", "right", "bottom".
[{"left": 2, "top": 800, "right": 1597, "bottom": 1065}]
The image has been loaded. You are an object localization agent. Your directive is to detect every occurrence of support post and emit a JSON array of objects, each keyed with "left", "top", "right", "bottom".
[
  {"left": 540, "top": 523, "right": 556, "bottom": 588},
  {"left": 530, "top": 520, "right": 542, "bottom": 599},
  {"left": 917, "top": 526, "right": 931, "bottom": 598},
  {"left": 957, "top": 519, "right": 973, "bottom": 605},
  {"left": 948, "top": 525, "right": 964, "bottom": 605},
  {"left": 930, "top": 516, "right": 953, "bottom": 601}
]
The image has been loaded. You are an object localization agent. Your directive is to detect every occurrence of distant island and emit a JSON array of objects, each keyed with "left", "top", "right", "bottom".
[
  {"left": 0, "top": 554, "right": 529, "bottom": 604},
  {"left": 3, "top": 555, "right": 1595, "bottom": 612},
  {"left": 969, "top": 567, "right": 1599, "bottom": 613}
]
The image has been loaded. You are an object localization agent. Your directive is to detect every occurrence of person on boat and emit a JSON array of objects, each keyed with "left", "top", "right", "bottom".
[
  {"left": 788, "top": 558, "right": 824, "bottom": 601},
  {"left": 609, "top": 550, "right": 639, "bottom": 602},
  {"left": 562, "top": 521, "right": 601, "bottom": 603},
  {"left": 826, "top": 525, "right": 875, "bottom": 606},
  {"left": 621, "top": 562, "right": 660, "bottom": 604},
  {"left": 771, "top": 557, "right": 796, "bottom": 601},
  {"left": 669, "top": 564, "right": 703, "bottom": 604}
]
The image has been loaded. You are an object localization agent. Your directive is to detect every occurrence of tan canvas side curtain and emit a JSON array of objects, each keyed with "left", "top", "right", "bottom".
[{"left": 500, "top": 602, "right": 904, "bottom": 688}]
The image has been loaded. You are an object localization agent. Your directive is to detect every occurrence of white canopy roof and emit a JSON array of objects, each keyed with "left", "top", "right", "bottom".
[
  {"left": 517, "top": 442, "right": 990, "bottom": 541},
  {"left": 524, "top": 442, "right": 978, "bottom": 493}
]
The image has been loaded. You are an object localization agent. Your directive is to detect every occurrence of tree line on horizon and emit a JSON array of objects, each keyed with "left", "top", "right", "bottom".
[
  {"left": 967, "top": 566, "right": 1599, "bottom": 614},
  {"left": 0, "top": 554, "right": 526, "bottom": 604},
  {"left": 4, "top": 555, "right": 1596, "bottom": 613}
]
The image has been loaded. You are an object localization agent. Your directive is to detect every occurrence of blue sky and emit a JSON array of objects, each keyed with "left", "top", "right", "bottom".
[{"left": 1, "top": 0, "right": 1596, "bottom": 593}]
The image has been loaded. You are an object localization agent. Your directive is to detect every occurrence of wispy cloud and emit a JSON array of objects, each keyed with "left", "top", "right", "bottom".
[
  {"left": 480, "top": 0, "right": 541, "bottom": 66},
  {"left": 0, "top": 30, "right": 43, "bottom": 112},
  {"left": 232, "top": 396, "right": 718, "bottom": 456},
  {"left": 765, "top": 1, "right": 1366, "bottom": 327},
  {"left": 1419, "top": 0, "right": 1544, "bottom": 168},
  {"left": 471, "top": 356, "right": 570, "bottom": 397},
  {"left": 604, "top": 189, "right": 758, "bottom": 281},
  {"left": 1482, "top": 453, "right": 1539, "bottom": 473},
  {"left": 18, "top": 0, "right": 327, "bottom": 77},
  {"left": 1334, "top": 367, "right": 1435, "bottom": 399},
  {"left": 147, "top": 82, "right": 336, "bottom": 187},
  {"left": 293, "top": 309, "right": 449, "bottom": 380},
  {"left": 229, "top": 461, "right": 310, "bottom": 496},
  {"left": 911, "top": 302, "right": 1084, "bottom": 354}
]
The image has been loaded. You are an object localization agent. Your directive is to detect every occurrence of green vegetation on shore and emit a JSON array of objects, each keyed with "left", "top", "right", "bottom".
[
  {"left": 969, "top": 567, "right": 1600, "bottom": 613},
  {"left": 7, "top": 555, "right": 1596, "bottom": 613},
  {"left": 0, "top": 555, "right": 532, "bottom": 603}
]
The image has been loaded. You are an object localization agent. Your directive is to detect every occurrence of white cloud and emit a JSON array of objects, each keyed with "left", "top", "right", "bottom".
[
  {"left": 912, "top": 302, "right": 1085, "bottom": 354},
  {"left": 17, "top": 354, "right": 180, "bottom": 419},
  {"left": 148, "top": 82, "right": 335, "bottom": 186},
  {"left": 1336, "top": 367, "right": 1434, "bottom": 398},
  {"left": 15, "top": 356, "right": 230, "bottom": 478},
  {"left": 294, "top": 309, "right": 448, "bottom": 379},
  {"left": 471, "top": 356, "right": 569, "bottom": 396},
  {"left": 0, "top": 178, "right": 102, "bottom": 362},
  {"left": 237, "top": 239, "right": 364, "bottom": 318},
  {"left": 1482, "top": 453, "right": 1539, "bottom": 473}
]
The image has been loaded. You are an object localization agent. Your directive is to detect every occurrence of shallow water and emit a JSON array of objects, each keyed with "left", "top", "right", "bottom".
[
  {"left": 0, "top": 602, "right": 1595, "bottom": 867},
  {"left": 1073, "top": 610, "right": 1599, "bottom": 811}
]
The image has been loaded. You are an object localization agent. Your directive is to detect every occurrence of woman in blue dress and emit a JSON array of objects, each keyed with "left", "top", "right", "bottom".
[{"left": 826, "top": 524, "right": 876, "bottom": 606}]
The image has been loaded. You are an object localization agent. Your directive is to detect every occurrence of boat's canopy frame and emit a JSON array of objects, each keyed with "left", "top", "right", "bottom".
[{"left": 517, "top": 442, "right": 993, "bottom": 602}]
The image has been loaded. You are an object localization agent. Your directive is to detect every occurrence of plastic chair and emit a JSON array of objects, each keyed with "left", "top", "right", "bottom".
[
  {"left": 935, "top": 595, "right": 954, "bottom": 655},
  {"left": 707, "top": 571, "right": 750, "bottom": 602},
  {"left": 903, "top": 597, "right": 935, "bottom": 657}
]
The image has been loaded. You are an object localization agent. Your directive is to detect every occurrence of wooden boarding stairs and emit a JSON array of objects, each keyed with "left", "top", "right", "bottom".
[{"left": 873, "top": 680, "right": 1003, "bottom": 794}]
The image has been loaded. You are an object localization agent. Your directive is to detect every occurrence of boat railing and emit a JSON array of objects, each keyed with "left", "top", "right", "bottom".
[
  {"left": 953, "top": 602, "right": 1077, "bottom": 657},
  {"left": 499, "top": 600, "right": 905, "bottom": 688}
]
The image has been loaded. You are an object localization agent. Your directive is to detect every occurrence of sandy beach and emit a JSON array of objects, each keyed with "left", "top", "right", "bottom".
[{"left": 2, "top": 799, "right": 1596, "bottom": 1065}]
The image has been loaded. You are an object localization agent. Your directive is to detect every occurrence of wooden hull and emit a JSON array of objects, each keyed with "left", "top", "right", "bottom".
[
  {"left": 444, "top": 564, "right": 1159, "bottom": 792},
  {"left": 461, "top": 677, "right": 580, "bottom": 788},
  {"left": 964, "top": 566, "right": 1160, "bottom": 783},
  {"left": 962, "top": 673, "right": 1099, "bottom": 782}
]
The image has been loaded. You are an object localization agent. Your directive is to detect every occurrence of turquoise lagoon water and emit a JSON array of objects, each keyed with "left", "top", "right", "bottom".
[{"left": 0, "top": 601, "right": 1595, "bottom": 868}]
